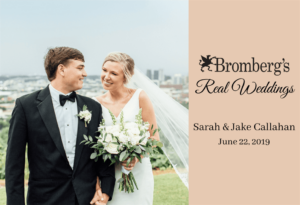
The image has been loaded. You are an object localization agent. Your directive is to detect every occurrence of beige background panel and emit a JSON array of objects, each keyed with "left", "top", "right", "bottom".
[{"left": 190, "top": 0, "right": 299, "bottom": 204}]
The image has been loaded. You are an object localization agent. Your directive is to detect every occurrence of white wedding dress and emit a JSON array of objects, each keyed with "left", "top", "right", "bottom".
[{"left": 92, "top": 88, "right": 154, "bottom": 205}]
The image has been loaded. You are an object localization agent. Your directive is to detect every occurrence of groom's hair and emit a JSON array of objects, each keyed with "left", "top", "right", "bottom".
[{"left": 44, "top": 47, "right": 85, "bottom": 81}]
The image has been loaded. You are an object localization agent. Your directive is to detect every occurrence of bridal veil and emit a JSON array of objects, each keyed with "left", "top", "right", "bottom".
[{"left": 127, "top": 68, "right": 189, "bottom": 188}]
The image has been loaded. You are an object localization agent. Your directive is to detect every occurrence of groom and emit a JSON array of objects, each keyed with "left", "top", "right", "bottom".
[{"left": 5, "top": 47, "right": 115, "bottom": 205}]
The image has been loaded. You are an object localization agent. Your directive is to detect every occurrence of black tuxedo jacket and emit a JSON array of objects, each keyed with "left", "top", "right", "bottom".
[{"left": 5, "top": 86, "right": 115, "bottom": 205}]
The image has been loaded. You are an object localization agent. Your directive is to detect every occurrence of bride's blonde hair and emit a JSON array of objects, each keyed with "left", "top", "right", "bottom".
[{"left": 102, "top": 52, "right": 135, "bottom": 84}]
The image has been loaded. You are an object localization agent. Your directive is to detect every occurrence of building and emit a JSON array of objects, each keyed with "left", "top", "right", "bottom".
[
  {"left": 153, "top": 70, "right": 159, "bottom": 80},
  {"left": 164, "top": 75, "right": 171, "bottom": 81},
  {"left": 158, "top": 69, "right": 164, "bottom": 82},
  {"left": 172, "top": 74, "right": 184, "bottom": 85},
  {"left": 146, "top": 69, "right": 152, "bottom": 79}
]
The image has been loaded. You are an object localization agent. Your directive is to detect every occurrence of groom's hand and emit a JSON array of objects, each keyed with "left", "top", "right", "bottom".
[{"left": 90, "top": 189, "right": 109, "bottom": 205}]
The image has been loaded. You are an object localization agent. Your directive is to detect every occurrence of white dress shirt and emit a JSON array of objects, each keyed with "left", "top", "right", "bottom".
[{"left": 49, "top": 84, "right": 78, "bottom": 169}]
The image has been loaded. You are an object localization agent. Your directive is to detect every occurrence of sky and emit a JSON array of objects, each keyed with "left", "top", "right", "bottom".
[{"left": 0, "top": 0, "right": 188, "bottom": 77}]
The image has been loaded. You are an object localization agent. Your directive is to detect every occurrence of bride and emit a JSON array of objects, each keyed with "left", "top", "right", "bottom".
[{"left": 91, "top": 52, "right": 158, "bottom": 205}]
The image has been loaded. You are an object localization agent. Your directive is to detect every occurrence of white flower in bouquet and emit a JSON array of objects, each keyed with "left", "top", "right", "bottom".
[
  {"left": 101, "top": 133, "right": 120, "bottom": 154},
  {"left": 130, "top": 134, "right": 141, "bottom": 145},
  {"left": 119, "top": 132, "right": 129, "bottom": 143},
  {"left": 105, "top": 133, "right": 113, "bottom": 142},
  {"left": 142, "top": 122, "right": 150, "bottom": 131},
  {"left": 105, "top": 141, "right": 119, "bottom": 154},
  {"left": 106, "top": 124, "right": 120, "bottom": 134},
  {"left": 130, "top": 127, "right": 140, "bottom": 135},
  {"left": 118, "top": 143, "right": 125, "bottom": 151},
  {"left": 124, "top": 122, "right": 138, "bottom": 129},
  {"left": 98, "top": 125, "right": 105, "bottom": 132},
  {"left": 140, "top": 131, "right": 150, "bottom": 146}
]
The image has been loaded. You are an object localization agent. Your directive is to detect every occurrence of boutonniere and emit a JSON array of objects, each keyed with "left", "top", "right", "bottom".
[{"left": 76, "top": 105, "right": 92, "bottom": 127}]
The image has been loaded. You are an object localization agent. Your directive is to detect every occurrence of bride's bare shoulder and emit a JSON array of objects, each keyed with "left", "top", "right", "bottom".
[{"left": 94, "top": 93, "right": 108, "bottom": 104}]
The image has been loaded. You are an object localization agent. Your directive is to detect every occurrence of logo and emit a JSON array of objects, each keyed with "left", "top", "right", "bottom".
[
  {"left": 199, "top": 55, "right": 216, "bottom": 72},
  {"left": 199, "top": 55, "right": 289, "bottom": 76}
]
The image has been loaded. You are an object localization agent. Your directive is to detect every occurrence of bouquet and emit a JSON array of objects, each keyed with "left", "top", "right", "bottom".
[{"left": 81, "top": 108, "right": 163, "bottom": 193}]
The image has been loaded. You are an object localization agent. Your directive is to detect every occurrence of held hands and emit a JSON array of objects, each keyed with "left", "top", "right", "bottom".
[
  {"left": 90, "top": 188, "right": 109, "bottom": 205},
  {"left": 121, "top": 157, "right": 139, "bottom": 171}
]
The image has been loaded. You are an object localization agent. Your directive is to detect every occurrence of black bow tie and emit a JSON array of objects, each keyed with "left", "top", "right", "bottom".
[{"left": 59, "top": 91, "right": 76, "bottom": 106}]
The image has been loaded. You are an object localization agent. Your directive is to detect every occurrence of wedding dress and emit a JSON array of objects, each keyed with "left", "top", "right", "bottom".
[{"left": 92, "top": 88, "right": 154, "bottom": 205}]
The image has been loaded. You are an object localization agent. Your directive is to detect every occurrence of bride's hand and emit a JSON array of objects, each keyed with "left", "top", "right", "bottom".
[
  {"left": 90, "top": 189, "right": 109, "bottom": 205},
  {"left": 121, "top": 157, "right": 139, "bottom": 171}
]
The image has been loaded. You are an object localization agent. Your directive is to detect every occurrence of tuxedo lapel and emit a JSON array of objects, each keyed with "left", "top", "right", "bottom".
[
  {"left": 73, "top": 94, "right": 88, "bottom": 174},
  {"left": 37, "top": 86, "right": 70, "bottom": 165}
]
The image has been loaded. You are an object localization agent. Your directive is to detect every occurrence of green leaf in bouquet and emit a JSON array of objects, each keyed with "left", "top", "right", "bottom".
[
  {"left": 131, "top": 152, "right": 142, "bottom": 162},
  {"left": 124, "top": 152, "right": 130, "bottom": 161},
  {"left": 85, "top": 141, "right": 90, "bottom": 145},
  {"left": 90, "top": 152, "right": 97, "bottom": 159},
  {"left": 146, "top": 140, "right": 152, "bottom": 147},
  {"left": 139, "top": 145, "right": 145, "bottom": 151},
  {"left": 139, "top": 137, "right": 146, "bottom": 143},
  {"left": 103, "top": 154, "right": 108, "bottom": 162},
  {"left": 109, "top": 159, "right": 115, "bottom": 166},
  {"left": 80, "top": 140, "right": 86, "bottom": 144},
  {"left": 89, "top": 136, "right": 93, "bottom": 142},
  {"left": 91, "top": 144, "right": 98, "bottom": 149},
  {"left": 126, "top": 157, "right": 132, "bottom": 167},
  {"left": 146, "top": 146, "right": 153, "bottom": 155},
  {"left": 114, "top": 155, "right": 119, "bottom": 160},
  {"left": 134, "top": 146, "right": 141, "bottom": 154},
  {"left": 117, "top": 177, "right": 124, "bottom": 184},
  {"left": 157, "top": 146, "right": 164, "bottom": 154},
  {"left": 120, "top": 150, "right": 128, "bottom": 162},
  {"left": 84, "top": 135, "right": 88, "bottom": 140},
  {"left": 139, "top": 131, "right": 144, "bottom": 136},
  {"left": 157, "top": 141, "right": 163, "bottom": 148},
  {"left": 97, "top": 141, "right": 103, "bottom": 147},
  {"left": 104, "top": 133, "right": 107, "bottom": 142},
  {"left": 144, "top": 146, "right": 150, "bottom": 154},
  {"left": 129, "top": 146, "right": 136, "bottom": 152},
  {"left": 151, "top": 124, "right": 153, "bottom": 130},
  {"left": 152, "top": 140, "right": 157, "bottom": 146},
  {"left": 136, "top": 154, "right": 142, "bottom": 163},
  {"left": 111, "top": 142, "right": 119, "bottom": 145}
]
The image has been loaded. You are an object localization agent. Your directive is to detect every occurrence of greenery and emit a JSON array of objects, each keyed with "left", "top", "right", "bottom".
[
  {"left": 0, "top": 173, "right": 189, "bottom": 205},
  {"left": 154, "top": 173, "right": 188, "bottom": 205},
  {"left": 0, "top": 120, "right": 9, "bottom": 179},
  {"left": 0, "top": 118, "right": 29, "bottom": 180},
  {"left": 150, "top": 153, "right": 172, "bottom": 170}
]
